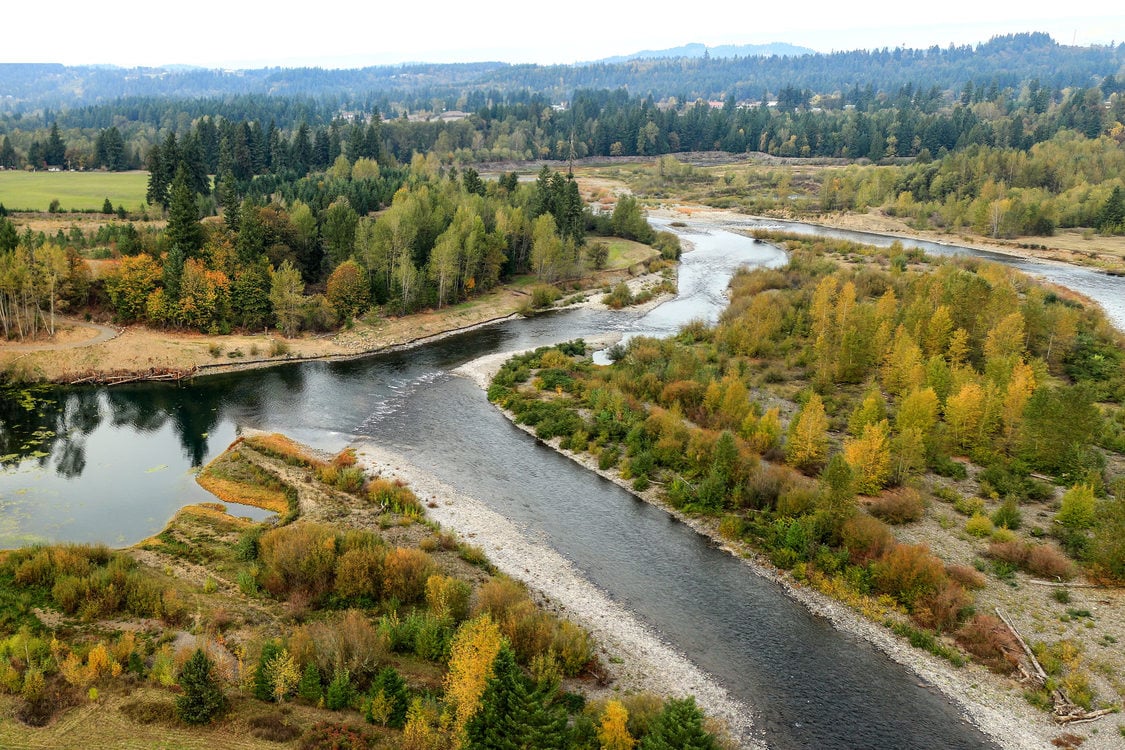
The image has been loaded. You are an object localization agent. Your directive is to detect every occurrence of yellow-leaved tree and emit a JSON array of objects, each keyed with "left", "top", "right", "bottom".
[
  {"left": 785, "top": 392, "right": 829, "bottom": 472},
  {"left": 444, "top": 615, "right": 503, "bottom": 745},
  {"left": 598, "top": 699, "right": 636, "bottom": 750},
  {"left": 844, "top": 420, "right": 892, "bottom": 495}
]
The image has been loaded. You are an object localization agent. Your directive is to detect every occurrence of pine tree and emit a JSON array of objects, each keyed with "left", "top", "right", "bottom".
[
  {"left": 297, "top": 661, "right": 322, "bottom": 703},
  {"left": 464, "top": 646, "right": 568, "bottom": 750},
  {"left": 253, "top": 641, "right": 282, "bottom": 701},
  {"left": 638, "top": 697, "right": 717, "bottom": 750},
  {"left": 367, "top": 666, "right": 408, "bottom": 728},
  {"left": 165, "top": 166, "right": 204, "bottom": 256},
  {"left": 45, "top": 123, "right": 66, "bottom": 167},
  {"left": 176, "top": 649, "right": 227, "bottom": 724}
]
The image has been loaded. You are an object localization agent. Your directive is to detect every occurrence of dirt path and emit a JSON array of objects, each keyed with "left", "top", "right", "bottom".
[{"left": 1, "top": 318, "right": 120, "bottom": 351}]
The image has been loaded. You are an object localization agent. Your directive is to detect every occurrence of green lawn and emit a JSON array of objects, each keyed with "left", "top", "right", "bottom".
[{"left": 0, "top": 170, "right": 149, "bottom": 212}]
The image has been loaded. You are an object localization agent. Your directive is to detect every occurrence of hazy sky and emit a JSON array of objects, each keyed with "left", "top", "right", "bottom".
[{"left": 3, "top": 3, "right": 1122, "bottom": 68}]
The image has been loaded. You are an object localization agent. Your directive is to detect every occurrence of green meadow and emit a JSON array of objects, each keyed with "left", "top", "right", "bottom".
[{"left": 0, "top": 170, "right": 149, "bottom": 212}]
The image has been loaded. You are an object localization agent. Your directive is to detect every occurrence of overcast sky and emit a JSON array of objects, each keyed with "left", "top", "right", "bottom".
[{"left": 3, "top": 3, "right": 1122, "bottom": 68}]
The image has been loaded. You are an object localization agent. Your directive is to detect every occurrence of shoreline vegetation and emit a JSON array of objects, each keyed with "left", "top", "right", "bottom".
[
  {"left": 2, "top": 201, "right": 1119, "bottom": 386},
  {"left": 478, "top": 233, "right": 1125, "bottom": 749},
  {"left": 0, "top": 431, "right": 734, "bottom": 749}
]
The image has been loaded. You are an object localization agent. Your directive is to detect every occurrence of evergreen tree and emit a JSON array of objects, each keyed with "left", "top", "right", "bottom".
[
  {"left": 253, "top": 641, "right": 282, "bottom": 701},
  {"left": 0, "top": 136, "right": 17, "bottom": 168},
  {"left": 176, "top": 649, "right": 227, "bottom": 725},
  {"left": 231, "top": 257, "right": 274, "bottom": 330},
  {"left": 367, "top": 666, "right": 408, "bottom": 728},
  {"left": 1097, "top": 186, "right": 1125, "bottom": 234},
  {"left": 297, "top": 661, "right": 322, "bottom": 703},
  {"left": 165, "top": 166, "right": 204, "bottom": 256},
  {"left": 464, "top": 646, "right": 568, "bottom": 750},
  {"left": 145, "top": 144, "right": 168, "bottom": 207},
  {"left": 45, "top": 123, "right": 66, "bottom": 167},
  {"left": 639, "top": 697, "right": 717, "bottom": 750}
]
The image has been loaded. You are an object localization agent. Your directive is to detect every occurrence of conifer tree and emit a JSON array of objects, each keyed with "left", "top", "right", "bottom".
[
  {"left": 638, "top": 697, "right": 716, "bottom": 750},
  {"left": 165, "top": 166, "right": 204, "bottom": 256},
  {"left": 464, "top": 645, "right": 568, "bottom": 750},
  {"left": 176, "top": 648, "right": 227, "bottom": 724}
]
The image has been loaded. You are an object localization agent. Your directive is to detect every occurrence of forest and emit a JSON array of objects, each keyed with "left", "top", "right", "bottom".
[
  {"left": 488, "top": 234, "right": 1125, "bottom": 718},
  {"left": 0, "top": 160, "right": 681, "bottom": 342}
]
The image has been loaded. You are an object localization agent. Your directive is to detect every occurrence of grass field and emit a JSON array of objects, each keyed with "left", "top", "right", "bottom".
[{"left": 0, "top": 170, "right": 149, "bottom": 212}]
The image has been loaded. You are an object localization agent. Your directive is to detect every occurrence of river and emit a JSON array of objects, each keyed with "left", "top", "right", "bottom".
[{"left": 4, "top": 219, "right": 1123, "bottom": 747}]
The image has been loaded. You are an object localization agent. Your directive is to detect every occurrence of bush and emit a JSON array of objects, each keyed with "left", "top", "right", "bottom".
[
  {"left": 425, "top": 575, "right": 471, "bottom": 622},
  {"left": 1025, "top": 544, "right": 1075, "bottom": 580},
  {"left": 987, "top": 540, "right": 1029, "bottom": 567},
  {"left": 529, "top": 284, "right": 561, "bottom": 309},
  {"left": 991, "top": 498, "right": 1022, "bottom": 530},
  {"left": 872, "top": 543, "right": 947, "bottom": 609},
  {"left": 868, "top": 488, "right": 925, "bottom": 524},
  {"left": 334, "top": 547, "right": 384, "bottom": 601},
  {"left": 946, "top": 564, "right": 986, "bottom": 590},
  {"left": 965, "top": 513, "right": 994, "bottom": 537},
  {"left": 840, "top": 514, "right": 893, "bottom": 565},
  {"left": 602, "top": 282, "right": 634, "bottom": 309},
  {"left": 955, "top": 614, "right": 1020, "bottom": 673},
  {"left": 382, "top": 548, "right": 435, "bottom": 604},
  {"left": 552, "top": 620, "right": 593, "bottom": 677},
  {"left": 257, "top": 523, "right": 338, "bottom": 600},
  {"left": 248, "top": 713, "right": 303, "bottom": 742},
  {"left": 953, "top": 496, "right": 985, "bottom": 517}
]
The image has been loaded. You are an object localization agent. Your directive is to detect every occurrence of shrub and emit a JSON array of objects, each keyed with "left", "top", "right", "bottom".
[
  {"left": 530, "top": 284, "right": 561, "bottom": 309},
  {"left": 868, "top": 488, "right": 925, "bottom": 524},
  {"left": 334, "top": 547, "right": 384, "bottom": 601},
  {"left": 965, "top": 513, "right": 994, "bottom": 537},
  {"left": 991, "top": 498, "right": 1023, "bottom": 530},
  {"left": 299, "top": 722, "right": 372, "bottom": 750},
  {"left": 425, "top": 575, "right": 471, "bottom": 622},
  {"left": 308, "top": 611, "right": 386, "bottom": 683},
  {"left": 1025, "top": 545, "right": 1076, "bottom": 580},
  {"left": 602, "top": 282, "right": 634, "bottom": 309},
  {"left": 499, "top": 599, "right": 554, "bottom": 664},
  {"left": 257, "top": 523, "right": 338, "bottom": 600},
  {"left": 987, "top": 540, "right": 1030, "bottom": 567},
  {"left": 953, "top": 496, "right": 985, "bottom": 517},
  {"left": 872, "top": 543, "right": 947, "bottom": 609},
  {"left": 955, "top": 614, "right": 1020, "bottom": 673},
  {"left": 473, "top": 577, "right": 527, "bottom": 622},
  {"left": 840, "top": 514, "right": 893, "bottom": 565},
  {"left": 946, "top": 564, "right": 986, "bottom": 590},
  {"left": 914, "top": 580, "right": 971, "bottom": 632},
  {"left": 552, "top": 620, "right": 594, "bottom": 677},
  {"left": 248, "top": 713, "right": 302, "bottom": 742},
  {"left": 382, "top": 548, "right": 435, "bottom": 604}
]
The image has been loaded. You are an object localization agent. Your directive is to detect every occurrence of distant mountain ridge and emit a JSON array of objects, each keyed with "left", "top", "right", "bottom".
[{"left": 596, "top": 42, "right": 817, "bottom": 63}]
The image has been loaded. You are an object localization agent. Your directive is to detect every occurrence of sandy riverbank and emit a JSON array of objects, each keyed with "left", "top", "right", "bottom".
[
  {"left": 453, "top": 349, "right": 1119, "bottom": 750},
  {"left": 351, "top": 440, "right": 760, "bottom": 749}
]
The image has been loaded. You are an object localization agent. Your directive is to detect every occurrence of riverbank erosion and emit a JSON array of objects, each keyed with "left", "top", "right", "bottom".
[
  {"left": 351, "top": 440, "right": 760, "bottom": 749},
  {"left": 459, "top": 348, "right": 1121, "bottom": 750}
]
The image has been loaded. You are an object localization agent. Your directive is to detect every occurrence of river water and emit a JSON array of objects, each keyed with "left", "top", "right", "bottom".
[{"left": 5, "top": 219, "right": 1123, "bottom": 747}]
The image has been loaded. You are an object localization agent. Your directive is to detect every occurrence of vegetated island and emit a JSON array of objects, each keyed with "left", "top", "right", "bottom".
[
  {"left": 0, "top": 431, "right": 736, "bottom": 749},
  {"left": 482, "top": 232, "right": 1125, "bottom": 750}
]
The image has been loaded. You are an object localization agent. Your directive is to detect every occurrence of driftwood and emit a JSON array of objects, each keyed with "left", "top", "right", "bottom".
[{"left": 994, "top": 607, "right": 1115, "bottom": 725}]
